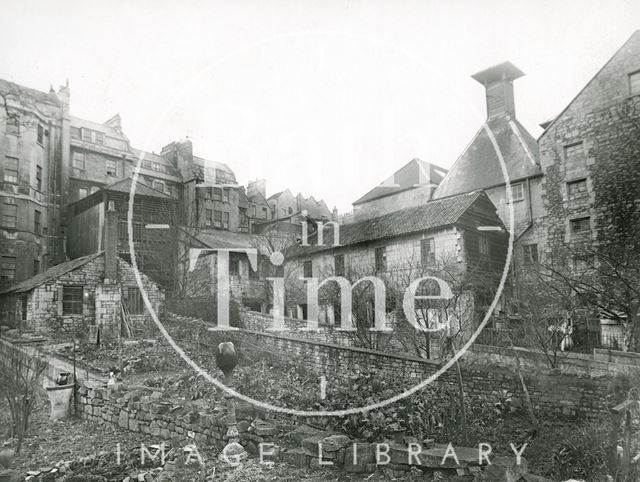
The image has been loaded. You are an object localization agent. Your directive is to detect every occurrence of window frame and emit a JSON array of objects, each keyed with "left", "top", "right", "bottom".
[
  {"left": 420, "top": 237, "right": 436, "bottom": 266},
  {"left": 4, "top": 156, "right": 18, "bottom": 184},
  {"left": 222, "top": 211, "right": 229, "bottom": 229},
  {"left": 78, "top": 187, "right": 88, "bottom": 199},
  {"left": 213, "top": 188, "right": 222, "bottom": 201},
  {"left": 334, "top": 254, "right": 345, "bottom": 276},
  {"left": 509, "top": 183, "right": 525, "bottom": 202},
  {"left": 303, "top": 260, "right": 313, "bottom": 278},
  {"left": 72, "top": 152, "right": 86, "bottom": 170},
  {"left": 213, "top": 210, "right": 222, "bottom": 227},
  {"left": 35, "top": 165, "right": 42, "bottom": 191},
  {"left": 570, "top": 216, "right": 591, "bottom": 235},
  {"left": 126, "top": 287, "right": 144, "bottom": 315},
  {"left": 222, "top": 188, "right": 229, "bottom": 202},
  {"left": 62, "top": 286, "right": 84, "bottom": 315},
  {"left": 567, "top": 178, "right": 588, "bottom": 197},
  {"left": 0, "top": 256, "right": 16, "bottom": 281},
  {"left": 205, "top": 208, "right": 213, "bottom": 227},
  {"left": 522, "top": 244, "right": 539, "bottom": 266},
  {"left": 34, "top": 209, "right": 41, "bottom": 235},
  {"left": 152, "top": 180, "right": 165, "bottom": 192},
  {"left": 375, "top": 246, "right": 387, "bottom": 273},
  {"left": 37, "top": 124, "right": 44, "bottom": 145},
  {"left": 629, "top": 69, "right": 640, "bottom": 95},
  {"left": 2, "top": 201, "right": 17, "bottom": 229},
  {"left": 106, "top": 159, "right": 117, "bottom": 176}
]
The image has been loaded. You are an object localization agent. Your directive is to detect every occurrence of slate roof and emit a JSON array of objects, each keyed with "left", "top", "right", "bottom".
[
  {"left": 289, "top": 191, "right": 487, "bottom": 257},
  {"left": 1, "top": 253, "right": 103, "bottom": 295},
  {"left": 353, "top": 158, "right": 448, "bottom": 205},
  {"left": 433, "top": 115, "right": 540, "bottom": 199}
]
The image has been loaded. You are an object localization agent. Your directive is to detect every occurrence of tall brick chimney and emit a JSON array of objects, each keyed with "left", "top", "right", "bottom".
[
  {"left": 104, "top": 200, "right": 118, "bottom": 283},
  {"left": 471, "top": 61, "right": 524, "bottom": 119}
]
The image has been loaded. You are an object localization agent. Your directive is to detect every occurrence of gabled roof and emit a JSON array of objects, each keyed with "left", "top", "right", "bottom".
[
  {"left": 539, "top": 30, "right": 640, "bottom": 140},
  {"left": 1, "top": 253, "right": 103, "bottom": 295},
  {"left": 353, "top": 158, "right": 447, "bottom": 205},
  {"left": 433, "top": 115, "right": 540, "bottom": 199},
  {"left": 289, "top": 191, "right": 489, "bottom": 257}
]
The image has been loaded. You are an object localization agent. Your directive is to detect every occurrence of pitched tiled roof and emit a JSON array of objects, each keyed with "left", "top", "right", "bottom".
[
  {"left": 289, "top": 191, "right": 486, "bottom": 257},
  {"left": 353, "top": 158, "right": 447, "bottom": 205},
  {"left": 433, "top": 115, "right": 540, "bottom": 199},
  {"left": 1, "top": 253, "right": 103, "bottom": 294}
]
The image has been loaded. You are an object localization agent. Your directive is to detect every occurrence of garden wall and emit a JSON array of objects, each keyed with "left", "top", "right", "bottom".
[
  {"left": 236, "top": 328, "right": 615, "bottom": 420},
  {"left": 466, "top": 344, "right": 640, "bottom": 379}
]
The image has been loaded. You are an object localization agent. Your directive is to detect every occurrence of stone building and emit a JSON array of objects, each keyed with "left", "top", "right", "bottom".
[
  {"left": 283, "top": 191, "right": 508, "bottom": 344},
  {"left": 0, "top": 80, "right": 69, "bottom": 290},
  {"left": 350, "top": 158, "right": 448, "bottom": 222},
  {"left": 0, "top": 203, "right": 164, "bottom": 338},
  {"left": 538, "top": 30, "right": 640, "bottom": 258},
  {"left": 432, "top": 62, "right": 544, "bottom": 269}
]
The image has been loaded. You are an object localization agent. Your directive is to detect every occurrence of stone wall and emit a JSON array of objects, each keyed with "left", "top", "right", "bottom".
[
  {"left": 236, "top": 326, "right": 615, "bottom": 419},
  {"left": 14, "top": 254, "right": 164, "bottom": 337},
  {"left": 539, "top": 31, "right": 640, "bottom": 254}
]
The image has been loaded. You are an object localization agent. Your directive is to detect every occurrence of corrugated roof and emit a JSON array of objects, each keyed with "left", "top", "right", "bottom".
[
  {"left": 289, "top": 191, "right": 486, "bottom": 257},
  {"left": 1, "top": 252, "right": 103, "bottom": 294},
  {"left": 433, "top": 115, "right": 540, "bottom": 199},
  {"left": 353, "top": 158, "right": 447, "bottom": 205}
]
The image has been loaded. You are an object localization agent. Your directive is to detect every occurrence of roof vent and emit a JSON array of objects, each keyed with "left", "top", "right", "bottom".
[{"left": 471, "top": 61, "right": 524, "bottom": 119}]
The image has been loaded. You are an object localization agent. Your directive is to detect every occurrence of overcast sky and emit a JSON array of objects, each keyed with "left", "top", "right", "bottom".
[{"left": 1, "top": 1, "right": 638, "bottom": 212}]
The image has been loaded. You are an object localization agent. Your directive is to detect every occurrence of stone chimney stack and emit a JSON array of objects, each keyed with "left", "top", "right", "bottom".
[
  {"left": 104, "top": 200, "right": 118, "bottom": 283},
  {"left": 471, "top": 61, "right": 524, "bottom": 119}
]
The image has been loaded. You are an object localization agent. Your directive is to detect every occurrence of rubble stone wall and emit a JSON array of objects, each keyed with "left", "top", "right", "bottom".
[{"left": 237, "top": 327, "right": 614, "bottom": 420}]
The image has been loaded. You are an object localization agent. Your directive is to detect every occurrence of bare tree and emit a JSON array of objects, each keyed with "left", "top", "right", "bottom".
[{"left": 0, "top": 346, "right": 47, "bottom": 453}]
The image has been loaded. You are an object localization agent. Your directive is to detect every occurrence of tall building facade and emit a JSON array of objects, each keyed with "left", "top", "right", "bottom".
[{"left": 0, "top": 80, "right": 69, "bottom": 291}]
